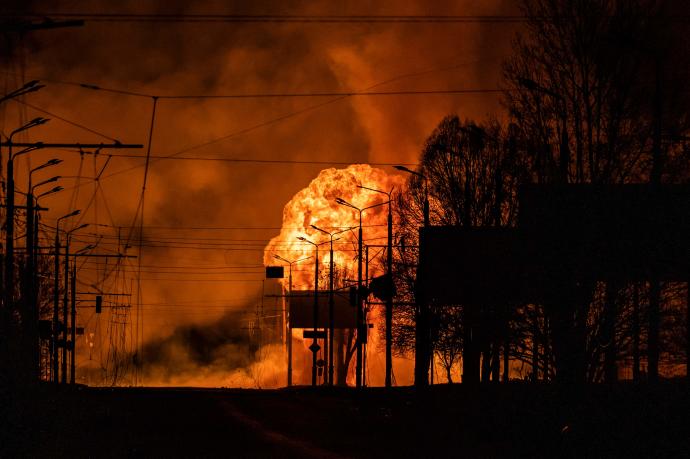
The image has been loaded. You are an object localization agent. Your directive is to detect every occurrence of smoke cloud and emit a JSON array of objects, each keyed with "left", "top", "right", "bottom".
[{"left": 1, "top": 0, "right": 520, "bottom": 386}]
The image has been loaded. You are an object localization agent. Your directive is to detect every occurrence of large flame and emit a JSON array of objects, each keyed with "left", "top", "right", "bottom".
[
  {"left": 264, "top": 164, "right": 406, "bottom": 386},
  {"left": 264, "top": 164, "right": 404, "bottom": 286}
]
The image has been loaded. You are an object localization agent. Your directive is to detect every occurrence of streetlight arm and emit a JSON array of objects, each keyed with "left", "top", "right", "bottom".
[
  {"left": 37, "top": 186, "right": 63, "bottom": 199},
  {"left": 10, "top": 117, "right": 49, "bottom": 142},
  {"left": 32, "top": 176, "right": 60, "bottom": 193},
  {"left": 394, "top": 165, "right": 424, "bottom": 179},
  {"left": 335, "top": 197, "right": 359, "bottom": 210},
  {"left": 11, "top": 145, "right": 40, "bottom": 161},
  {"left": 363, "top": 200, "right": 390, "bottom": 212}
]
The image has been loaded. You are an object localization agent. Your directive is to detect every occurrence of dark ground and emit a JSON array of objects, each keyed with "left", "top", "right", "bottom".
[{"left": 2, "top": 382, "right": 689, "bottom": 458}]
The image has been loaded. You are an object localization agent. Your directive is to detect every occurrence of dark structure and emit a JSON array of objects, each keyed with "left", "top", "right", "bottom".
[{"left": 417, "top": 184, "right": 690, "bottom": 384}]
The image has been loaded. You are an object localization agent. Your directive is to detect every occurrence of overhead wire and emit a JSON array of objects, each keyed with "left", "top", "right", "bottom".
[{"left": 3, "top": 13, "right": 533, "bottom": 24}]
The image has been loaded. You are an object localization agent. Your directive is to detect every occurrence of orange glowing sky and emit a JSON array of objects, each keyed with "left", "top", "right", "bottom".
[{"left": 0, "top": 0, "right": 520, "bottom": 386}]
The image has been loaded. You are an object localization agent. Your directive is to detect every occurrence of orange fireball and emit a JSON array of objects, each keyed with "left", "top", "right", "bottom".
[{"left": 264, "top": 164, "right": 404, "bottom": 288}]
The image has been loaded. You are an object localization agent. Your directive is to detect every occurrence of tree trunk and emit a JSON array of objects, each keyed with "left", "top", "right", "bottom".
[
  {"left": 648, "top": 280, "right": 660, "bottom": 383},
  {"left": 603, "top": 281, "right": 618, "bottom": 382}
]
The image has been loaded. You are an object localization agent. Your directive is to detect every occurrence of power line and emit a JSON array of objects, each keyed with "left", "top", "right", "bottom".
[
  {"left": 81, "top": 223, "right": 390, "bottom": 230},
  {"left": 66, "top": 150, "right": 417, "bottom": 167},
  {"left": 11, "top": 98, "right": 120, "bottom": 141},
  {"left": 157, "top": 88, "right": 503, "bottom": 99},
  {"left": 3, "top": 13, "right": 532, "bottom": 24}
]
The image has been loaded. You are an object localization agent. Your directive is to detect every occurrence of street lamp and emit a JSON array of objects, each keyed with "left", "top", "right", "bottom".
[
  {"left": 3, "top": 118, "right": 49, "bottom": 359},
  {"left": 311, "top": 225, "right": 352, "bottom": 387},
  {"left": 68, "top": 241, "right": 94, "bottom": 384},
  {"left": 335, "top": 197, "right": 388, "bottom": 388},
  {"left": 297, "top": 235, "right": 323, "bottom": 387},
  {"left": 357, "top": 184, "right": 396, "bottom": 388},
  {"left": 62, "top": 223, "right": 88, "bottom": 384},
  {"left": 273, "top": 254, "right": 311, "bottom": 387},
  {"left": 23, "top": 159, "right": 61, "bottom": 382},
  {"left": 53, "top": 209, "right": 80, "bottom": 383}
]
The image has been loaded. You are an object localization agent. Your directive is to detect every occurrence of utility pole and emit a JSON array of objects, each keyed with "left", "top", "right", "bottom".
[
  {"left": 274, "top": 254, "right": 309, "bottom": 387},
  {"left": 288, "top": 266, "right": 293, "bottom": 386},
  {"left": 363, "top": 246, "right": 369, "bottom": 387},
  {"left": 296, "top": 237, "right": 320, "bottom": 386},
  {"left": 386, "top": 198, "right": 393, "bottom": 387},
  {"left": 311, "top": 226, "right": 350, "bottom": 386},
  {"left": 53, "top": 229, "right": 59, "bottom": 382},
  {"left": 335, "top": 197, "right": 388, "bottom": 388},
  {"left": 4, "top": 121, "right": 47, "bottom": 385},
  {"left": 27, "top": 163, "right": 61, "bottom": 381},
  {"left": 53, "top": 211, "right": 80, "bottom": 383},
  {"left": 62, "top": 232, "right": 70, "bottom": 383},
  {"left": 357, "top": 220, "right": 363, "bottom": 388},
  {"left": 70, "top": 263, "right": 76, "bottom": 384},
  {"left": 312, "top": 248, "right": 319, "bottom": 386},
  {"left": 357, "top": 185, "right": 395, "bottom": 388}
]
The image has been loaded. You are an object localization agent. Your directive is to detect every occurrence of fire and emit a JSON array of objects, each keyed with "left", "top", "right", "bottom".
[
  {"left": 264, "top": 164, "right": 404, "bottom": 286},
  {"left": 264, "top": 164, "right": 405, "bottom": 386}
]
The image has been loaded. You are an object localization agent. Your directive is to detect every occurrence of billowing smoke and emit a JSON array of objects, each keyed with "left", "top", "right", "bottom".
[{"left": 1, "top": 0, "right": 519, "bottom": 386}]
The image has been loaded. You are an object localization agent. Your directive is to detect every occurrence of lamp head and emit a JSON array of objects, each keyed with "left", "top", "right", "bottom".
[
  {"left": 24, "top": 85, "right": 45, "bottom": 94},
  {"left": 29, "top": 117, "right": 48, "bottom": 126},
  {"left": 22, "top": 80, "right": 40, "bottom": 90}
]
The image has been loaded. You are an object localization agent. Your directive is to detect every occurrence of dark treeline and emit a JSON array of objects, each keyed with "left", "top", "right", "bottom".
[{"left": 389, "top": 0, "right": 690, "bottom": 384}]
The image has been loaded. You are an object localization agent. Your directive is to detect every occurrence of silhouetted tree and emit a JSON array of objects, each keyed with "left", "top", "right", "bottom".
[
  {"left": 503, "top": 0, "right": 690, "bottom": 383},
  {"left": 392, "top": 115, "right": 525, "bottom": 383}
]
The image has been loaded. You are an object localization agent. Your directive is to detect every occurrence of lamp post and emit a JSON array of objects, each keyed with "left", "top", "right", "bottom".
[
  {"left": 24, "top": 162, "right": 61, "bottom": 381},
  {"left": 335, "top": 197, "right": 388, "bottom": 388},
  {"left": 61, "top": 223, "right": 88, "bottom": 384},
  {"left": 53, "top": 210, "right": 80, "bottom": 383},
  {"left": 310, "top": 225, "right": 352, "bottom": 386},
  {"left": 69, "top": 244, "right": 93, "bottom": 385},
  {"left": 395, "top": 165, "right": 432, "bottom": 387},
  {"left": 357, "top": 184, "right": 395, "bottom": 388},
  {"left": 273, "top": 254, "right": 311, "bottom": 387},
  {"left": 4, "top": 118, "right": 48, "bottom": 314},
  {"left": 28, "top": 169, "right": 61, "bottom": 273},
  {"left": 297, "top": 236, "right": 322, "bottom": 387}
]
